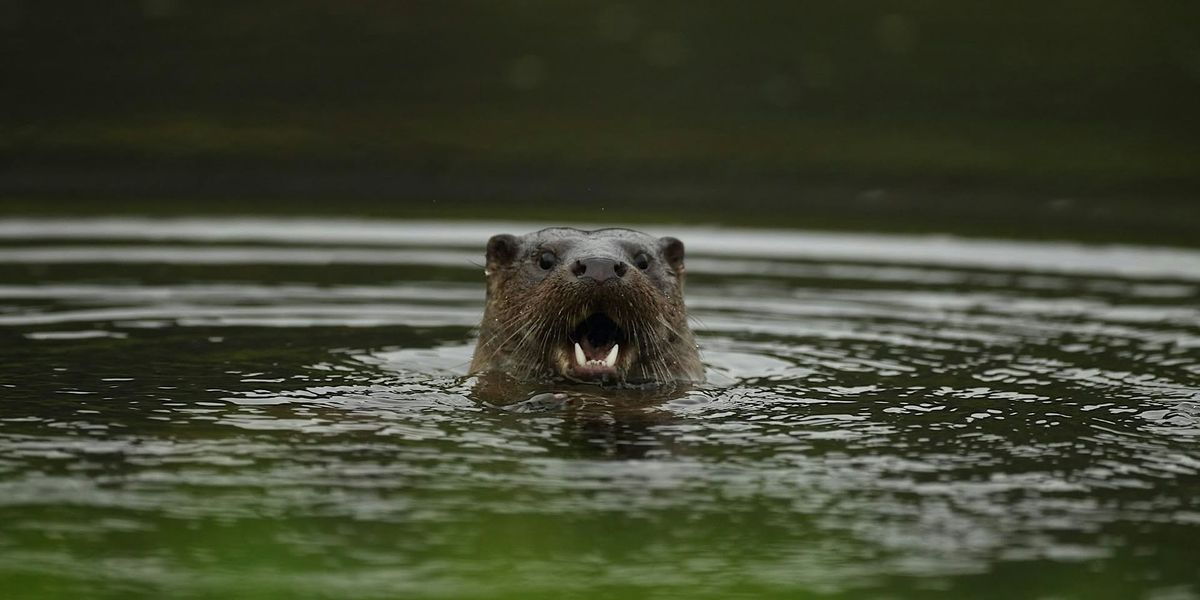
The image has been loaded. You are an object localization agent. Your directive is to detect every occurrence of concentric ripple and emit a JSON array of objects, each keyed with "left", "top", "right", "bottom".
[{"left": 1, "top": 218, "right": 1197, "bottom": 599}]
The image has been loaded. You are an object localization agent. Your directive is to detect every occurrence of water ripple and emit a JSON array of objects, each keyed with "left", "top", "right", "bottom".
[{"left": 1, "top": 217, "right": 1198, "bottom": 598}]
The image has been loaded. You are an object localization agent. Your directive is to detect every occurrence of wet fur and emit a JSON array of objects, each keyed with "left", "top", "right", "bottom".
[{"left": 470, "top": 227, "right": 703, "bottom": 384}]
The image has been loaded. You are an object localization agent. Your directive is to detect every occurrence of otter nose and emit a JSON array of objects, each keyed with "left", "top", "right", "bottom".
[{"left": 571, "top": 257, "right": 627, "bottom": 283}]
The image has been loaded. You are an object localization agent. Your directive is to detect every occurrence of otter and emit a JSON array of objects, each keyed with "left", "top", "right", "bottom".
[{"left": 470, "top": 227, "right": 704, "bottom": 385}]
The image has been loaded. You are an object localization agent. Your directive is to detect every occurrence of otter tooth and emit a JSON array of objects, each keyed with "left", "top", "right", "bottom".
[
  {"left": 604, "top": 344, "right": 619, "bottom": 368},
  {"left": 574, "top": 342, "right": 587, "bottom": 365}
]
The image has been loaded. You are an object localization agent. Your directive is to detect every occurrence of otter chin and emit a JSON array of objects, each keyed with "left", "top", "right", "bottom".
[{"left": 469, "top": 227, "right": 704, "bottom": 385}]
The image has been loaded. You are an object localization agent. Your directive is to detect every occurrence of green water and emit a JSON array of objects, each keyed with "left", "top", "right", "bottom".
[{"left": 1, "top": 218, "right": 1198, "bottom": 599}]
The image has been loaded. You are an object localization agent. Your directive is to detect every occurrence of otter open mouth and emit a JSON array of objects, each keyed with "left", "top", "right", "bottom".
[{"left": 569, "top": 312, "right": 625, "bottom": 378}]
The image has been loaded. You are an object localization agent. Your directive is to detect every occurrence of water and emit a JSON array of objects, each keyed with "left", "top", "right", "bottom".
[{"left": 1, "top": 218, "right": 1198, "bottom": 599}]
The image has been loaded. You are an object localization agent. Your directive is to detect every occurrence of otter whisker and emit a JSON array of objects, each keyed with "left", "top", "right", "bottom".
[{"left": 476, "top": 304, "right": 543, "bottom": 366}]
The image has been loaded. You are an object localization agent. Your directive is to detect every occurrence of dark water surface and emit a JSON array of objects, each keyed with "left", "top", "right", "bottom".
[{"left": 1, "top": 218, "right": 1198, "bottom": 599}]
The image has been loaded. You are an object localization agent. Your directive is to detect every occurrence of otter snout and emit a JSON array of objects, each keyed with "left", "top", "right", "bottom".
[{"left": 570, "top": 257, "right": 628, "bottom": 283}]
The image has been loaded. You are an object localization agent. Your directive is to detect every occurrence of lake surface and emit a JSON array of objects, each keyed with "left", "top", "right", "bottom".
[{"left": 1, "top": 217, "right": 1198, "bottom": 599}]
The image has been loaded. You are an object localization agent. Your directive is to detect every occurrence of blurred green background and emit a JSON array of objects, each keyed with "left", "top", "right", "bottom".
[{"left": 1, "top": 0, "right": 1198, "bottom": 244}]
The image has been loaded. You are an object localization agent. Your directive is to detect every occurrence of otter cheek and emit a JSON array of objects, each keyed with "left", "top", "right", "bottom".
[{"left": 555, "top": 347, "right": 573, "bottom": 377}]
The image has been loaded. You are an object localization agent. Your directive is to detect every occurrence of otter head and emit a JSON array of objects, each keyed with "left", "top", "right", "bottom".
[{"left": 470, "top": 227, "right": 703, "bottom": 385}]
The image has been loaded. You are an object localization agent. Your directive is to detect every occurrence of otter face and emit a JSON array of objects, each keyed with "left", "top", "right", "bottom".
[{"left": 471, "top": 227, "right": 703, "bottom": 385}]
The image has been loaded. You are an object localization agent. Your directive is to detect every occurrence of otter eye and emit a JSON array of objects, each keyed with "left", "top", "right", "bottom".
[
  {"left": 634, "top": 252, "right": 651, "bottom": 270},
  {"left": 538, "top": 251, "right": 557, "bottom": 270}
]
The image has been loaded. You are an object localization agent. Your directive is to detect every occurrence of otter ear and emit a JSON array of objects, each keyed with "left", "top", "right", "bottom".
[
  {"left": 486, "top": 234, "right": 520, "bottom": 268},
  {"left": 659, "top": 236, "right": 686, "bottom": 273}
]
